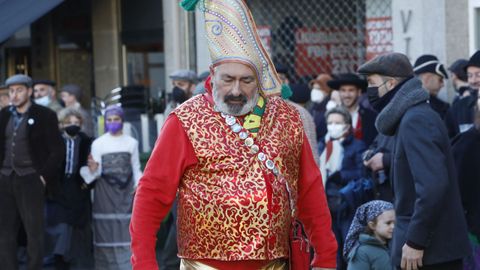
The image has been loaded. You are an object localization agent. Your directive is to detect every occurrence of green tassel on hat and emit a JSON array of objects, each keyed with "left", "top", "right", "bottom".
[
  {"left": 281, "top": 84, "right": 293, "bottom": 100},
  {"left": 180, "top": 0, "right": 200, "bottom": 11}
]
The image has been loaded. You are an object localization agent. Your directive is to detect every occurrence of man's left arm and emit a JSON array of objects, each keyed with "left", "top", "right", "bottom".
[
  {"left": 401, "top": 114, "right": 450, "bottom": 248},
  {"left": 297, "top": 134, "right": 337, "bottom": 269},
  {"left": 40, "top": 111, "right": 65, "bottom": 183}
]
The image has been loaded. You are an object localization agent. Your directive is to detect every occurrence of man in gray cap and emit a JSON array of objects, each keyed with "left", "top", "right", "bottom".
[
  {"left": 0, "top": 74, "right": 65, "bottom": 269},
  {"left": 164, "top": 69, "right": 197, "bottom": 116},
  {"left": 59, "top": 84, "right": 94, "bottom": 137},
  {"left": 358, "top": 53, "right": 471, "bottom": 270}
]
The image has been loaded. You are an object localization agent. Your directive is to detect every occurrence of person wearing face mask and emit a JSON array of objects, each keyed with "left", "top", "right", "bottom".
[
  {"left": 80, "top": 105, "right": 142, "bottom": 270},
  {"left": 358, "top": 52, "right": 470, "bottom": 270},
  {"left": 319, "top": 106, "right": 366, "bottom": 270},
  {"left": 44, "top": 108, "right": 94, "bottom": 269},
  {"left": 327, "top": 74, "right": 378, "bottom": 148},
  {"left": 33, "top": 80, "right": 63, "bottom": 114},
  {"left": 307, "top": 73, "right": 337, "bottom": 142},
  {"left": 163, "top": 70, "right": 197, "bottom": 117}
]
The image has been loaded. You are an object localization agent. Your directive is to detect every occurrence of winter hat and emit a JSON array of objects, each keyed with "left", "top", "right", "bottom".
[
  {"left": 104, "top": 104, "right": 124, "bottom": 120},
  {"left": 465, "top": 50, "right": 480, "bottom": 72},
  {"left": 358, "top": 52, "right": 413, "bottom": 78},
  {"left": 61, "top": 84, "right": 82, "bottom": 101},
  {"left": 5, "top": 74, "right": 33, "bottom": 88},
  {"left": 448, "top": 59, "right": 468, "bottom": 82},
  {"left": 413, "top": 54, "right": 448, "bottom": 79},
  {"left": 327, "top": 73, "right": 367, "bottom": 92}
]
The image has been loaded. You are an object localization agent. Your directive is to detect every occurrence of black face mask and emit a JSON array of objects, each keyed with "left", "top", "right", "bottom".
[
  {"left": 172, "top": 86, "right": 187, "bottom": 104},
  {"left": 367, "top": 81, "right": 396, "bottom": 112},
  {"left": 64, "top": 125, "right": 81, "bottom": 137},
  {"left": 367, "top": 86, "right": 380, "bottom": 108}
]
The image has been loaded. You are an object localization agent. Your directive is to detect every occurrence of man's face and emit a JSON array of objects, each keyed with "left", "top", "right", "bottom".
[
  {"left": 61, "top": 92, "right": 76, "bottom": 107},
  {"left": 339, "top": 84, "right": 361, "bottom": 109},
  {"left": 212, "top": 62, "right": 259, "bottom": 116},
  {"left": 33, "top": 84, "right": 52, "bottom": 99},
  {"left": 9, "top": 84, "right": 32, "bottom": 108},
  {"left": 367, "top": 74, "right": 390, "bottom": 97},
  {"left": 173, "top": 80, "right": 193, "bottom": 93},
  {"left": 467, "top": 66, "right": 480, "bottom": 90},
  {"left": 420, "top": 73, "right": 444, "bottom": 96}
]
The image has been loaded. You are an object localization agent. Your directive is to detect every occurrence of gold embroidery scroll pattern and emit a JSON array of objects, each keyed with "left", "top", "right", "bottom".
[{"left": 174, "top": 95, "right": 304, "bottom": 260}]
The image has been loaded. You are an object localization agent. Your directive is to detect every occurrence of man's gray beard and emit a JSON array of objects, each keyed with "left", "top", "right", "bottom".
[{"left": 213, "top": 87, "right": 260, "bottom": 116}]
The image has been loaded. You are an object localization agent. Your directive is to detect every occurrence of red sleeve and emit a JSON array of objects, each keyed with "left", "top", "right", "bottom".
[
  {"left": 297, "top": 134, "right": 338, "bottom": 268},
  {"left": 130, "top": 114, "right": 198, "bottom": 270}
]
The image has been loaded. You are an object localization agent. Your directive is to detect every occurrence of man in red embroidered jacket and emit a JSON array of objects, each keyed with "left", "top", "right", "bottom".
[{"left": 129, "top": 1, "right": 337, "bottom": 269}]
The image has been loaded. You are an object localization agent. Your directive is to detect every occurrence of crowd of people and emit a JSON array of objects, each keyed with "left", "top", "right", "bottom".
[{"left": 1, "top": 0, "right": 480, "bottom": 269}]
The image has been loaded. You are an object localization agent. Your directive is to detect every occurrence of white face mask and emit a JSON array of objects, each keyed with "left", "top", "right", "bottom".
[
  {"left": 310, "top": 88, "right": 326, "bottom": 103},
  {"left": 34, "top": 95, "right": 51, "bottom": 107},
  {"left": 327, "top": 123, "right": 346, "bottom": 139}
]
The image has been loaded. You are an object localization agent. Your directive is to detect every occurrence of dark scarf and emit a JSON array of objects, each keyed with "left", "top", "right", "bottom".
[{"left": 375, "top": 77, "right": 430, "bottom": 136}]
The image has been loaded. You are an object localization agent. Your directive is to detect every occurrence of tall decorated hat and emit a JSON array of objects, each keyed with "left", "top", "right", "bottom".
[{"left": 180, "top": 0, "right": 284, "bottom": 97}]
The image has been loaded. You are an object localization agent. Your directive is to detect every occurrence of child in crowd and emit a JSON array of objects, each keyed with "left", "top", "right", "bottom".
[{"left": 344, "top": 200, "right": 395, "bottom": 270}]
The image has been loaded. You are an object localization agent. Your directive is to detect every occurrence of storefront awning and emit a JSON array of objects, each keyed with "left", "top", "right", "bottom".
[{"left": 0, "top": 0, "right": 64, "bottom": 43}]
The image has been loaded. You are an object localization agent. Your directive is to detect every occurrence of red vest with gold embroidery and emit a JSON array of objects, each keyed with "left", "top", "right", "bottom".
[{"left": 173, "top": 95, "right": 304, "bottom": 261}]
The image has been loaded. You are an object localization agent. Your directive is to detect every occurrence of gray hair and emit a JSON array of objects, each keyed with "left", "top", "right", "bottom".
[{"left": 325, "top": 106, "right": 352, "bottom": 126}]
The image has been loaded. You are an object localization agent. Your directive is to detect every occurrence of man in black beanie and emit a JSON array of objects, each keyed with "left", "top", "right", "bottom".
[
  {"left": 413, "top": 54, "right": 450, "bottom": 119},
  {"left": 358, "top": 52, "right": 471, "bottom": 270}
]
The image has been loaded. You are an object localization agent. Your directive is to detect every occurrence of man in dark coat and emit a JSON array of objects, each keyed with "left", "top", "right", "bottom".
[
  {"left": 445, "top": 50, "right": 480, "bottom": 138},
  {"left": 358, "top": 53, "right": 471, "bottom": 270},
  {"left": 0, "top": 74, "right": 65, "bottom": 270},
  {"left": 451, "top": 111, "right": 480, "bottom": 269},
  {"left": 413, "top": 54, "right": 450, "bottom": 119},
  {"left": 327, "top": 73, "right": 378, "bottom": 147}
]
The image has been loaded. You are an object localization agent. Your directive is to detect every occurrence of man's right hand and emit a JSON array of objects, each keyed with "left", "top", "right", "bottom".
[{"left": 364, "top": 152, "right": 384, "bottom": 171}]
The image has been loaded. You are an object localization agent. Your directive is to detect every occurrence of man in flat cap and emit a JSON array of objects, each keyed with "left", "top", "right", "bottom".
[
  {"left": 358, "top": 53, "right": 470, "bottom": 270},
  {"left": 60, "top": 84, "right": 93, "bottom": 137},
  {"left": 413, "top": 54, "right": 450, "bottom": 119},
  {"left": 33, "top": 79, "right": 63, "bottom": 114},
  {"left": 164, "top": 69, "right": 197, "bottom": 116},
  {"left": 130, "top": 0, "right": 337, "bottom": 269},
  {"left": 0, "top": 74, "right": 65, "bottom": 269}
]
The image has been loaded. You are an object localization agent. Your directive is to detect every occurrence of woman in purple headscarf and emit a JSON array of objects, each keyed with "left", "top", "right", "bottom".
[
  {"left": 344, "top": 200, "right": 395, "bottom": 270},
  {"left": 80, "top": 105, "right": 142, "bottom": 269}
]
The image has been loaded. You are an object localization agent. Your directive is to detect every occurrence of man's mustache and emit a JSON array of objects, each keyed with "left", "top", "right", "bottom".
[{"left": 224, "top": 94, "right": 247, "bottom": 103}]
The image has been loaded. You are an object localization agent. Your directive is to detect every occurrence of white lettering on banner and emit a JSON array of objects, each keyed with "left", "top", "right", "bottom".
[
  {"left": 295, "top": 27, "right": 363, "bottom": 76},
  {"left": 366, "top": 16, "right": 393, "bottom": 60}
]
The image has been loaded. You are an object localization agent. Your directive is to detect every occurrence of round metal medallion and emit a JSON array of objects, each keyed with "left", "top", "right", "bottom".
[{"left": 244, "top": 137, "right": 254, "bottom": 147}]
